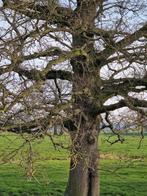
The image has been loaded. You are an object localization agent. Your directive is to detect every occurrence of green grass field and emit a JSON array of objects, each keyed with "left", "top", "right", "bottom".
[{"left": 0, "top": 133, "right": 147, "bottom": 196}]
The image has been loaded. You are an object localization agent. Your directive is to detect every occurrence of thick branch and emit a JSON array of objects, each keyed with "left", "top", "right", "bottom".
[
  {"left": 96, "top": 97, "right": 147, "bottom": 114},
  {"left": 17, "top": 68, "right": 72, "bottom": 81},
  {"left": 102, "top": 76, "right": 147, "bottom": 98},
  {"left": 3, "top": 0, "right": 73, "bottom": 27},
  {"left": 23, "top": 47, "right": 63, "bottom": 61},
  {"left": 96, "top": 23, "right": 147, "bottom": 66}
]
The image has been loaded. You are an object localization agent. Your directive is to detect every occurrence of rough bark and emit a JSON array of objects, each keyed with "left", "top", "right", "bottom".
[
  {"left": 2, "top": 1, "right": 146, "bottom": 195},
  {"left": 64, "top": 2, "right": 101, "bottom": 195},
  {"left": 65, "top": 126, "right": 100, "bottom": 196}
]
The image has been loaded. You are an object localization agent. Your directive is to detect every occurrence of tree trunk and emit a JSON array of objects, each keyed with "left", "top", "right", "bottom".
[
  {"left": 54, "top": 124, "right": 58, "bottom": 135},
  {"left": 65, "top": 127, "right": 100, "bottom": 196},
  {"left": 64, "top": 2, "right": 101, "bottom": 195}
]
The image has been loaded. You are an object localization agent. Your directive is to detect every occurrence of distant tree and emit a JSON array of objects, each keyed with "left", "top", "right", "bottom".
[{"left": 0, "top": 0, "right": 147, "bottom": 195}]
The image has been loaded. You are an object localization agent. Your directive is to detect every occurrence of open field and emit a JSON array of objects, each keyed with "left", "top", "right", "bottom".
[{"left": 0, "top": 133, "right": 147, "bottom": 196}]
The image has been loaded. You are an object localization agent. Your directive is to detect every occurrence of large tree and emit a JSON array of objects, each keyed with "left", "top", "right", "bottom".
[{"left": 0, "top": 0, "right": 147, "bottom": 195}]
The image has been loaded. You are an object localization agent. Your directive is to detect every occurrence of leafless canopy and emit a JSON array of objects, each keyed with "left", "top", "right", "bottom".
[{"left": 0, "top": 0, "right": 146, "bottom": 134}]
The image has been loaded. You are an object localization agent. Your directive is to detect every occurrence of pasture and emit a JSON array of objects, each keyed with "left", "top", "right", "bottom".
[{"left": 0, "top": 133, "right": 147, "bottom": 196}]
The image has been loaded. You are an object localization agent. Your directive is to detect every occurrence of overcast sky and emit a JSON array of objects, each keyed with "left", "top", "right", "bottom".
[{"left": 0, "top": 0, "right": 146, "bottom": 122}]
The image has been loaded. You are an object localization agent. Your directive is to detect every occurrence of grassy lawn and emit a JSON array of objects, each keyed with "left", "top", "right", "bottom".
[{"left": 0, "top": 133, "right": 147, "bottom": 195}]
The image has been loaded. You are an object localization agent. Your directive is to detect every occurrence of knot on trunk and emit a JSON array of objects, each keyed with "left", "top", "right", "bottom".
[{"left": 87, "top": 133, "right": 95, "bottom": 144}]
